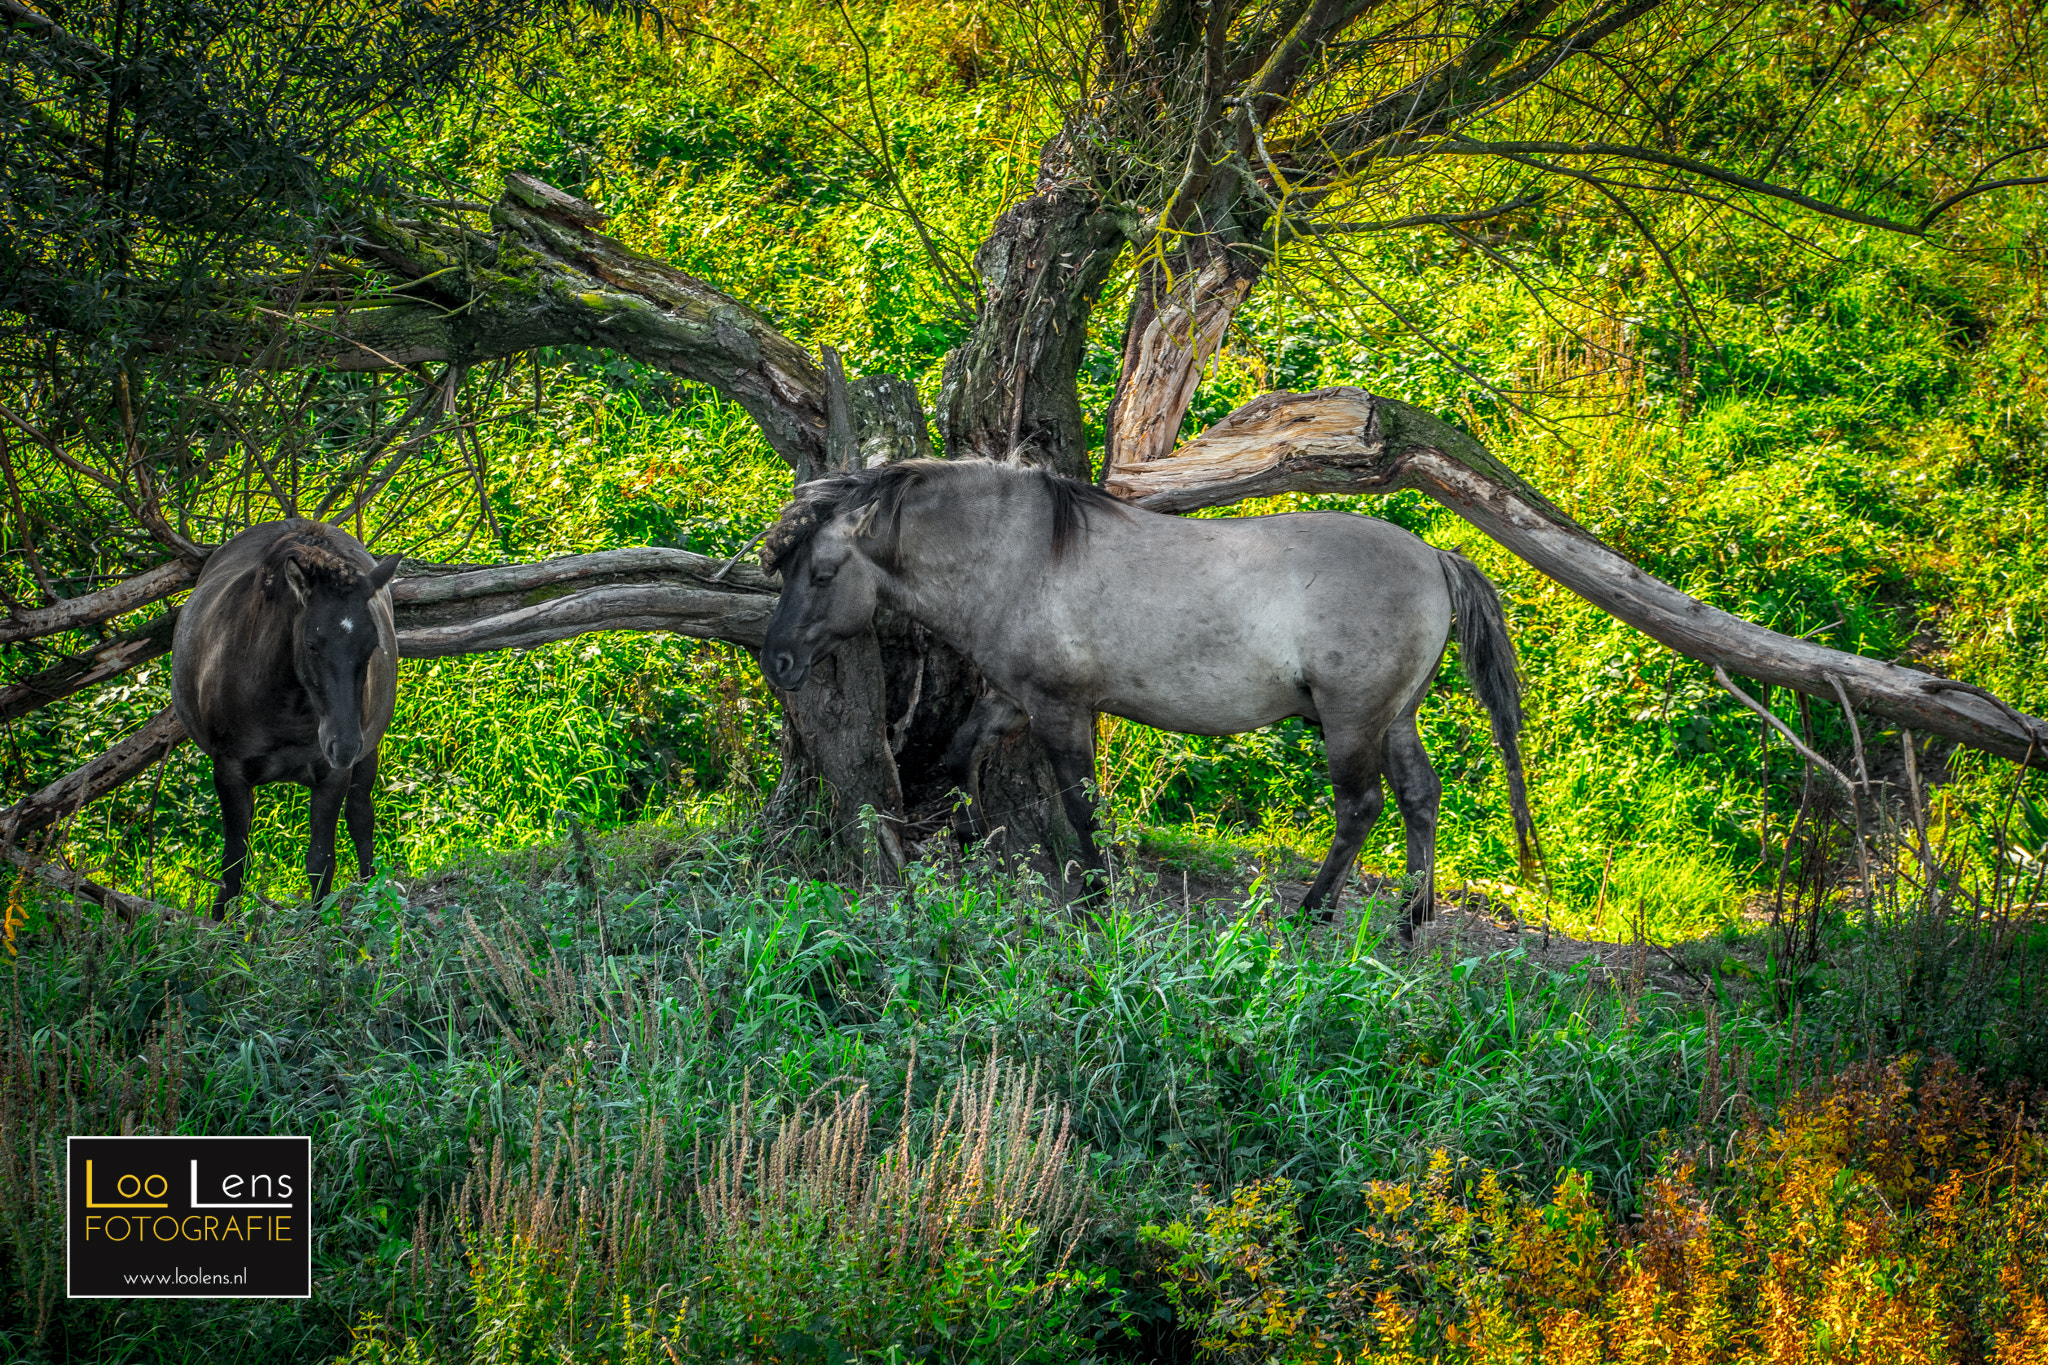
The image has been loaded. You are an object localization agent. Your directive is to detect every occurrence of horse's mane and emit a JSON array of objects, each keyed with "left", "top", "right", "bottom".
[
  {"left": 259, "top": 521, "right": 372, "bottom": 602},
  {"left": 758, "top": 459, "right": 1129, "bottom": 574}
]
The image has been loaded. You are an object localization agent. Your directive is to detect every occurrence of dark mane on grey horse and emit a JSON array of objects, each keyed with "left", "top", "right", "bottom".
[{"left": 759, "top": 460, "right": 1128, "bottom": 575}]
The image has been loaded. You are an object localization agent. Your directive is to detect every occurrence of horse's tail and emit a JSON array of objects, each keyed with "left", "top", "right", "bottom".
[{"left": 1439, "top": 552, "right": 1543, "bottom": 876}]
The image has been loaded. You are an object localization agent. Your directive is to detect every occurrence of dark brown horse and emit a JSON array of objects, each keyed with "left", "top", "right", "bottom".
[{"left": 172, "top": 520, "right": 399, "bottom": 916}]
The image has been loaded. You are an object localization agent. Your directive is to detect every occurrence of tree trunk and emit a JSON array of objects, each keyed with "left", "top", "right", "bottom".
[
  {"left": 915, "top": 172, "right": 1134, "bottom": 870},
  {"left": 766, "top": 354, "right": 923, "bottom": 867},
  {"left": 936, "top": 175, "right": 1130, "bottom": 473}
]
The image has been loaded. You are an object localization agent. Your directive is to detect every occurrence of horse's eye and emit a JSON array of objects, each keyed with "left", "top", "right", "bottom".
[{"left": 811, "top": 568, "right": 836, "bottom": 586}]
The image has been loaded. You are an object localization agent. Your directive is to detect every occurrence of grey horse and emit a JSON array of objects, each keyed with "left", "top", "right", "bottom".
[
  {"left": 759, "top": 459, "right": 1536, "bottom": 936},
  {"left": 172, "top": 520, "right": 399, "bottom": 916}
]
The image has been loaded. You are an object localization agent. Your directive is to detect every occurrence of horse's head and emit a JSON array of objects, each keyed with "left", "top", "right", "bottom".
[
  {"left": 270, "top": 539, "right": 400, "bottom": 768},
  {"left": 761, "top": 505, "right": 889, "bottom": 691}
]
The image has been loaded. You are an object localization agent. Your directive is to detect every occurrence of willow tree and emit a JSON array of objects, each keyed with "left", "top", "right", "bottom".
[{"left": 4, "top": 0, "right": 2047, "bottom": 907}]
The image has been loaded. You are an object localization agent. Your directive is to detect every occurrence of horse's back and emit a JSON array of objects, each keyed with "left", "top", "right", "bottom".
[{"left": 1045, "top": 508, "right": 1452, "bottom": 733}]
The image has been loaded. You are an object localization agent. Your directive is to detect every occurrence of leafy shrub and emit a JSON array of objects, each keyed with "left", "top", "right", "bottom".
[{"left": 1143, "top": 1055, "right": 2048, "bottom": 1363}]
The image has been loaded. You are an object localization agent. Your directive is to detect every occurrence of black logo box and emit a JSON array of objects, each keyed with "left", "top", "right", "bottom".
[{"left": 67, "top": 1135, "right": 311, "bottom": 1299}]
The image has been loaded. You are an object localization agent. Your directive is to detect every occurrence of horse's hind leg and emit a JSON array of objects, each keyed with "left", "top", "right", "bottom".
[
  {"left": 212, "top": 761, "right": 255, "bottom": 921},
  {"left": 1301, "top": 721, "right": 1387, "bottom": 921},
  {"left": 1382, "top": 712, "right": 1443, "bottom": 944},
  {"left": 307, "top": 768, "right": 349, "bottom": 903},
  {"left": 345, "top": 747, "right": 380, "bottom": 882}
]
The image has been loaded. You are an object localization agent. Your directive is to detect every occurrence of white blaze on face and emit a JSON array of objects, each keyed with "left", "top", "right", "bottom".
[{"left": 340, "top": 617, "right": 355, "bottom": 634}]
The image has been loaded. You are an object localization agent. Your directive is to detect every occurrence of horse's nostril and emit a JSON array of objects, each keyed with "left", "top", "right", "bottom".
[{"left": 774, "top": 652, "right": 797, "bottom": 677}]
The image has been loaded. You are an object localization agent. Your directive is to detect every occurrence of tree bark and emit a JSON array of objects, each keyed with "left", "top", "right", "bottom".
[
  {"left": 0, "top": 705, "right": 185, "bottom": 844},
  {"left": 767, "top": 347, "right": 915, "bottom": 867},
  {"left": 0, "top": 610, "right": 179, "bottom": 724},
  {"left": 1105, "top": 386, "right": 2048, "bottom": 766},
  {"left": 936, "top": 177, "right": 1130, "bottom": 473},
  {"left": 919, "top": 169, "right": 1135, "bottom": 865},
  {"left": 1104, "top": 243, "right": 1259, "bottom": 473},
  {"left": 390, "top": 547, "right": 778, "bottom": 653}
]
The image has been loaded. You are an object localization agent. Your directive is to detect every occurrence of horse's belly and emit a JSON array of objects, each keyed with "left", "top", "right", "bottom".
[
  {"left": 1101, "top": 675, "right": 1312, "bottom": 736},
  {"left": 245, "top": 744, "right": 326, "bottom": 787}
]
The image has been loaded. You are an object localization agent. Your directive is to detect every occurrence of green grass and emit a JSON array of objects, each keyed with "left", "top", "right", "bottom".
[{"left": 3, "top": 824, "right": 1837, "bottom": 1363}]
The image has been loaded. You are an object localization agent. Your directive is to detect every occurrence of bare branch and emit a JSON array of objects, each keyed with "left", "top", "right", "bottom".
[
  {"left": 308, "top": 366, "right": 456, "bottom": 520},
  {"left": 0, "top": 557, "right": 197, "bottom": 645},
  {"left": 0, "top": 611, "right": 177, "bottom": 724},
  {"left": 1919, "top": 174, "right": 2048, "bottom": 230},
  {"left": 1419, "top": 138, "right": 1926, "bottom": 235},
  {"left": 1299, "top": 193, "right": 1541, "bottom": 232},
  {"left": 0, "top": 706, "right": 186, "bottom": 843},
  {"left": 1713, "top": 665, "right": 1855, "bottom": 796},
  {"left": 397, "top": 583, "right": 773, "bottom": 657},
  {"left": 322, "top": 365, "right": 460, "bottom": 524},
  {"left": 0, "top": 841, "right": 190, "bottom": 922},
  {"left": 157, "top": 180, "right": 833, "bottom": 473}
]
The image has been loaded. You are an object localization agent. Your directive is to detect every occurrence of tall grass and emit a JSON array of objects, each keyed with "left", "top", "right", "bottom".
[
  {"left": 344, "top": 1060, "right": 1099, "bottom": 1363},
  {"left": 0, "top": 829, "right": 1831, "bottom": 1363}
]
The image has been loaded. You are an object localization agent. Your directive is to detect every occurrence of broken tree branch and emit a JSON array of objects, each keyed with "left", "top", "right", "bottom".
[
  {"left": 0, "top": 610, "right": 178, "bottom": 724},
  {"left": 0, "top": 557, "right": 196, "bottom": 645},
  {"left": 173, "top": 180, "right": 833, "bottom": 473},
  {"left": 0, "top": 705, "right": 186, "bottom": 843},
  {"left": 0, "top": 547, "right": 780, "bottom": 845},
  {"left": 1106, "top": 386, "right": 2048, "bottom": 768},
  {"left": 0, "top": 840, "right": 189, "bottom": 921},
  {"left": 1712, "top": 664, "right": 1855, "bottom": 795}
]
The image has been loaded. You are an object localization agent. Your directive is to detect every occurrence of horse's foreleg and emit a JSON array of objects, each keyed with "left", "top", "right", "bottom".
[
  {"left": 1382, "top": 713, "right": 1443, "bottom": 942},
  {"left": 1031, "top": 708, "right": 1107, "bottom": 901},
  {"left": 1302, "top": 726, "right": 1386, "bottom": 924},
  {"left": 345, "top": 747, "right": 380, "bottom": 881},
  {"left": 307, "top": 770, "right": 348, "bottom": 904},
  {"left": 943, "top": 692, "right": 1026, "bottom": 841},
  {"left": 213, "top": 761, "right": 255, "bottom": 921}
]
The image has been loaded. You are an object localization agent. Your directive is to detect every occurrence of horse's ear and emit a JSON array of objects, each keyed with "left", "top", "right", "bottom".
[
  {"left": 282, "top": 558, "right": 310, "bottom": 605},
  {"left": 848, "top": 501, "right": 902, "bottom": 567},
  {"left": 369, "top": 554, "right": 401, "bottom": 591}
]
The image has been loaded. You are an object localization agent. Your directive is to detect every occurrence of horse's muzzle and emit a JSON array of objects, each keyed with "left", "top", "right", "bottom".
[
  {"left": 765, "top": 650, "right": 808, "bottom": 691},
  {"left": 321, "top": 732, "right": 365, "bottom": 770}
]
